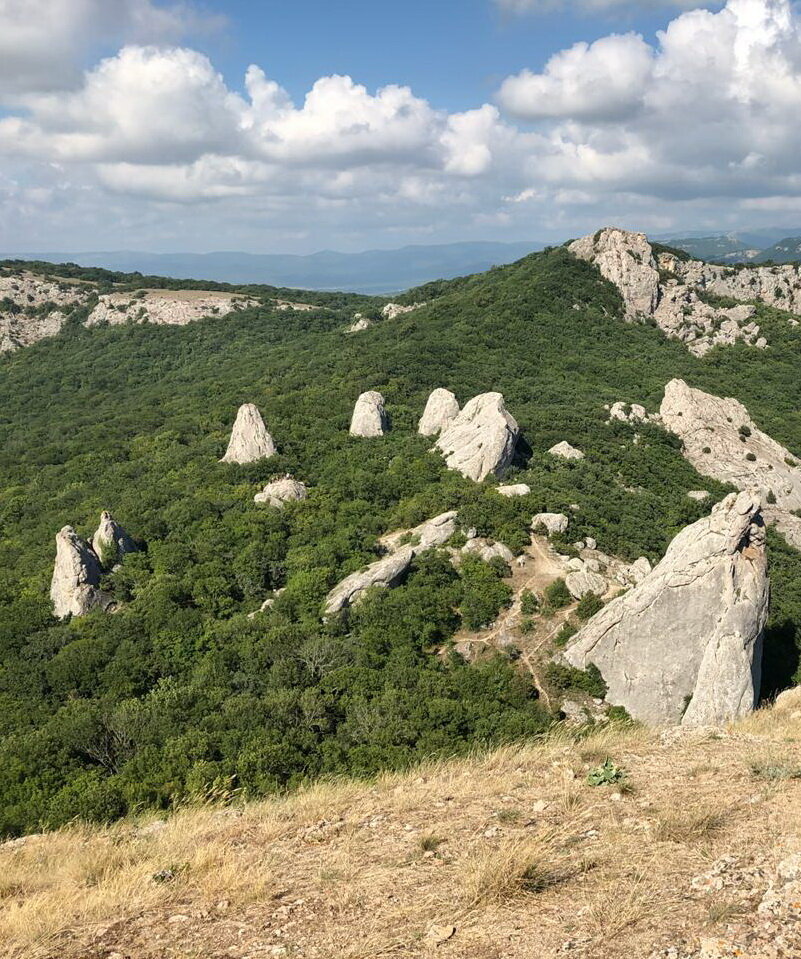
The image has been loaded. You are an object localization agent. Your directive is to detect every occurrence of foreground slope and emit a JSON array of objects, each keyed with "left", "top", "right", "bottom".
[
  {"left": 2, "top": 693, "right": 799, "bottom": 959},
  {"left": 2, "top": 246, "right": 801, "bottom": 833}
]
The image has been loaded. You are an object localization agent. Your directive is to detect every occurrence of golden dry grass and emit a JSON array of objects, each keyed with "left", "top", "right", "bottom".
[{"left": 0, "top": 698, "right": 799, "bottom": 959}]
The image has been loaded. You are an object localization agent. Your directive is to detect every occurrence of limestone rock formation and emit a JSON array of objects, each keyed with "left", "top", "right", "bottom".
[
  {"left": 687, "top": 490, "right": 710, "bottom": 501},
  {"left": 254, "top": 476, "right": 309, "bottom": 508},
  {"left": 435, "top": 393, "right": 519, "bottom": 482},
  {"left": 418, "top": 389, "right": 460, "bottom": 436},
  {"left": 570, "top": 228, "right": 771, "bottom": 356},
  {"left": 549, "top": 441, "right": 585, "bottom": 461},
  {"left": 350, "top": 391, "right": 389, "bottom": 437},
  {"left": 381, "top": 302, "right": 425, "bottom": 320},
  {"left": 221, "top": 404, "right": 276, "bottom": 464},
  {"left": 50, "top": 526, "right": 112, "bottom": 619},
  {"left": 496, "top": 484, "right": 531, "bottom": 498},
  {"left": 326, "top": 511, "right": 457, "bottom": 613},
  {"left": 565, "top": 492, "right": 769, "bottom": 726},
  {"left": 565, "top": 568, "right": 608, "bottom": 600},
  {"left": 91, "top": 511, "right": 137, "bottom": 566},
  {"left": 86, "top": 291, "right": 254, "bottom": 328},
  {"left": 607, "top": 402, "right": 659, "bottom": 425},
  {"left": 532, "top": 513, "right": 569, "bottom": 536},
  {"left": 462, "top": 538, "right": 515, "bottom": 564},
  {"left": 347, "top": 316, "right": 371, "bottom": 333}
]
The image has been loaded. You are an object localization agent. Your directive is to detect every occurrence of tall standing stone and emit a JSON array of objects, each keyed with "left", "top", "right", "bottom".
[
  {"left": 50, "top": 526, "right": 111, "bottom": 619},
  {"left": 418, "top": 389, "right": 460, "bottom": 436},
  {"left": 350, "top": 391, "right": 389, "bottom": 437},
  {"left": 221, "top": 404, "right": 276, "bottom": 464}
]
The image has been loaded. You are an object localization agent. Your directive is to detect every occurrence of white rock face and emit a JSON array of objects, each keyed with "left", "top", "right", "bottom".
[
  {"left": 496, "top": 484, "right": 531, "bottom": 498},
  {"left": 91, "top": 511, "right": 137, "bottom": 566},
  {"left": 381, "top": 302, "right": 425, "bottom": 320},
  {"left": 0, "top": 272, "right": 94, "bottom": 352},
  {"left": 350, "top": 391, "right": 389, "bottom": 437},
  {"left": 418, "top": 389, "right": 460, "bottom": 436},
  {"left": 254, "top": 476, "right": 309, "bottom": 508},
  {"left": 565, "top": 569, "right": 608, "bottom": 600},
  {"left": 608, "top": 402, "right": 659, "bottom": 425},
  {"left": 50, "top": 526, "right": 112, "bottom": 619},
  {"left": 688, "top": 490, "right": 711, "bottom": 501},
  {"left": 532, "top": 513, "right": 569, "bottom": 536},
  {"left": 326, "top": 511, "right": 457, "bottom": 613},
  {"left": 565, "top": 492, "right": 769, "bottom": 727},
  {"left": 436, "top": 393, "right": 519, "bottom": 482},
  {"left": 462, "top": 539, "right": 515, "bottom": 563},
  {"left": 549, "top": 441, "right": 585, "bottom": 461},
  {"left": 221, "top": 404, "right": 277, "bottom": 464},
  {"left": 86, "top": 291, "right": 254, "bottom": 328},
  {"left": 347, "top": 317, "right": 371, "bottom": 333},
  {"left": 570, "top": 228, "right": 772, "bottom": 356}
]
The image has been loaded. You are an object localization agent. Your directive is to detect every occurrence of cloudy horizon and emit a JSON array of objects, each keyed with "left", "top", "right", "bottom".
[{"left": 2, "top": 0, "right": 801, "bottom": 254}]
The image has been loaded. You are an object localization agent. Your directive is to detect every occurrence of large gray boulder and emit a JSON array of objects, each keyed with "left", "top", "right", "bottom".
[
  {"left": 326, "top": 511, "right": 457, "bottom": 613},
  {"left": 435, "top": 392, "right": 519, "bottom": 482},
  {"left": 50, "top": 526, "right": 112, "bottom": 619},
  {"left": 532, "top": 513, "right": 569, "bottom": 536},
  {"left": 91, "top": 511, "right": 137, "bottom": 567},
  {"left": 565, "top": 492, "right": 769, "bottom": 727},
  {"left": 254, "top": 476, "right": 309, "bottom": 508},
  {"left": 221, "top": 404, "right": 276, "bottom": 464},
  {"left": 350, "top": 391, "right": 389, "bottom": 437},
  {"left": 418, "top": 389, "right": 460, "bottom": 436},
  {"left": 549, "top": 441, "right": 585, "bottom": 461}
]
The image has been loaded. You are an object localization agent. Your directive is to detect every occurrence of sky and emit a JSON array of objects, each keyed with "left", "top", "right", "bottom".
[{"left": 3, "top": 0, "right": 801, "bottom": 254}]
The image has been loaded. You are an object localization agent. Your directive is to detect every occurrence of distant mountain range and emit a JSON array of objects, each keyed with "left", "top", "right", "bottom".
[
  {"left": 657, "top": 228, "right": 801, "bottom": 264},
  {"left": 1, "top": 241, "right": 543, "bottom": 294}
]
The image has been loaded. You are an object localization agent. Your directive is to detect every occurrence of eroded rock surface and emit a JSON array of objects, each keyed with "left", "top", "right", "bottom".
[
  {"left": 565, "top": 492, "right": 769, "bottom": 726},
  {"left": 326, "top": 511, "right": 457, "bottom": 613},
  {"left": 86, "top": 291, "right": 254, "bottom": 328},
  {"left": 418, "top": 389, "right": 460, "bottom": 436},
  {"left": 532, "top": 513, "right": 569, "bottom": 536},
  {"left": 569, "top": 228, "right": 773, "bottom": 356},
  {"left": 436, "top": 392, "right": 519, "bottom": 482},
  {"left": 221, "top": 404, "right": 277, "bottom": 464},
  {"left": 496, "top": 484, "right": 531, "bottom": 498},
  {"left": 254, "top": 476, "right": 309, "bottom": 508},
  {"left": 549, "top": 441, "right": 585, "bottom": 461},
  {"left": 50, "top": 526, "right": 112, "bottom": 619},
  {"left": 381, "top": 302, "right": 425, "bottom": 320},
  {"left": 91, "top": 511, "right": 138, "bottom": 566},
  {"left": 350, "top": 391, "right": 389, "bottom": 437}
]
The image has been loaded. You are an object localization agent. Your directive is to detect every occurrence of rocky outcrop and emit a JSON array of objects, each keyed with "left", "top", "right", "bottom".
[
  {"left": 0, "top": 271, "right": 93, "bottom": 352},
  {"left": 347, "top": 315, "right": 371, "bottom": 333},
  {"left": 532, "top": 513, "right": 569, "bottom": 536},
  {"left": 349, "top": 391, "right": 389, "bottom": 437},
  {"left": 254, "top": 476, "right": 309, "bottom": 508},
  {"left": 435, "top": 393, "right": 519, "bottom": 482},
  {"left": 565, "top": 569, "right": 608, "bottom": 600},
  {"left": 221, "top": 404, "right": 276, "bottom": 464},
  {"left": 381, "top": 302, "right": 425, "bottom": 320},
  {"left": 326, "top": 511, "right": 457, "bottom": 613},
  {"left": 462, "top": 538, "right": 514, "bottom": 563},
  {"left": 569, "top": 228, "right": 772, "bottom": 356},
  {"left": 496, "top": 484, "right": 531, "bottom": 498},
  {"left": 50, "top": 526, "right": 112, "bottom": 619},
  {"left": 565, "top": 492, "right": 769, "bottom": 726},
  {"left": 549, "top": 441, "right": 585, "bottom": 461},
  {"left": 607, "top": 402, "right": 659, "bottom": 425},
  {"left": 86, "top": 291, "right": 254, "bottom": 328},
  {"left": 91, "top": 511, "right": 137, "bottom": 567},
  {"left": 418, "top": 389, "right": 460, "bottom": 436}
]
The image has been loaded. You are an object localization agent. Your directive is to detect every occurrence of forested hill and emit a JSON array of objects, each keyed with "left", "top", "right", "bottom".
[{"left": 2, "top": 245, "right": 801, "bottom": 835}]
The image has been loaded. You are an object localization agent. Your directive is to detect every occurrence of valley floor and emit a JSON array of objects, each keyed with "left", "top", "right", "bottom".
[{"left": 2, "top": 694, "right": 800, "bottom": 959}]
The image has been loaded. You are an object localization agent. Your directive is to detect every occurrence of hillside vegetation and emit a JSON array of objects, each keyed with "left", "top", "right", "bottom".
[{"left": 2, "top": 246, "right": 801, "bottom": 835}]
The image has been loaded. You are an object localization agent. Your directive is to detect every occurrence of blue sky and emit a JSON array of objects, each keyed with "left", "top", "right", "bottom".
[{"left": 1, "top": 0, "right": 798, "bottom": 254}]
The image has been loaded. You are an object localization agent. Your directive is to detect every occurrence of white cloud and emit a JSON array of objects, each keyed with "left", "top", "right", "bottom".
[
  {"left": 496, "top": 0, "right": 723, "bottom": 12},
  {"left": 0, "top": 0, "right": 220, "bottom": 98},
  {"left": 2, "top": 0, "right": 801, "bottom": 252}
]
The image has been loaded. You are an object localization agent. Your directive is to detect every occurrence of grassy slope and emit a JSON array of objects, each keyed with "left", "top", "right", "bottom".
[
  {"left": 2, "top": 692, "right": 800, "bottom": 959},
  {"left": 1, "top": 247, "right": 801, "bottom": 832}
]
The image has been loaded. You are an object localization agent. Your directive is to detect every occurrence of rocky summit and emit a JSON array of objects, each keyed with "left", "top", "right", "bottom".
[{"left": 565, "top": 492, "right": 769, "bottom": 726}]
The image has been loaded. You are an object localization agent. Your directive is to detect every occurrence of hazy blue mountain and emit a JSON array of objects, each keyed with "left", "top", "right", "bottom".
[
  {"left": 2, "top": 241, "right": 542, "bottom": 294},
  {"left": 657, "top": 227, "right": 801, "bottom": 263},
  {"left": 753, "top": 237, "right": 801, "bottom": 264}
]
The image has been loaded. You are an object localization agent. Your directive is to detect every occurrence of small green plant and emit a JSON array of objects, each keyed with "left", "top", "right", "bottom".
[
  {"left": 553, "top": 621, "right": 578, "bottom": 647},
  {"left": 739, "top": 425, "right": 752, "bottom": 438},
  {"left": 419, "top": 833, "right": 446, "bottom": 853},
  {"left": 544, "top": 578, "right": 572, "bottom": 610},
  {"left": 586, "top": 758, "right": 623, "bottom": 787},
  {"left": 576, "top": 592, "right": 604, "bottom": 621},
  {"left": 746, "top": 453, "right": 757, "bottom": 462},
  {"left": 520, "top": 589, "right": 539, "bottom": 615},
  {"left": 767, "top": 490, "right": 777, "bottom": 505}
]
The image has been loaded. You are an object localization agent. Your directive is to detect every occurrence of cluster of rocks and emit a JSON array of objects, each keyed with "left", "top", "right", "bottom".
[
  {"left": 0, "top": 270, "right": 258, "bottom": 351},
  {"left": 564, "top": 491, "right": 768, "bottom": 727},
  {"left": 85, "top": 291, "right": 255, "bottom": 329},
  {"left": 607, "top": 401, "right": 661, "bottom": 425},
  {"left": 381, "top": 301, "right": 425, "bottom": 321},
  {"left": 434, "top": 392, "right": 519, "bottom": 481},
  {"left": 325, "top": 511, "right": 457, "bottom": 614},
  {"left": 50, "top": 511, "right": 137, "bottom": 619},
  {"left": 660, "top": 378, "right": 801, "bottom": 548},
  {"left": 569, "top": 228, "right": 775, "bottom": 356}
]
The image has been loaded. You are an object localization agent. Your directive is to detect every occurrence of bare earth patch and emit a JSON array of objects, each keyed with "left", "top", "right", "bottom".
[{"left": 1, "top": 692, "right": 800, "bottom": 959}]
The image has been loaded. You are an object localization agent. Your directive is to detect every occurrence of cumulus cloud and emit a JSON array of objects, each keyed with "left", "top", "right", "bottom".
[
  {"left": 0, "top": 0, "right": 221, "bottom": 98},
  {"left": 496, "top": 0, "right": 724, "bottom": 11},
  {"left": 2, "top": 0, "right": 801, "bottom": 251}
]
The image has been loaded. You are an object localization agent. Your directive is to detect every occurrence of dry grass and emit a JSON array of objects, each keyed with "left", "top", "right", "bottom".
[{"left": 0, "top": 706, "right": 800, "bottom": 959}]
